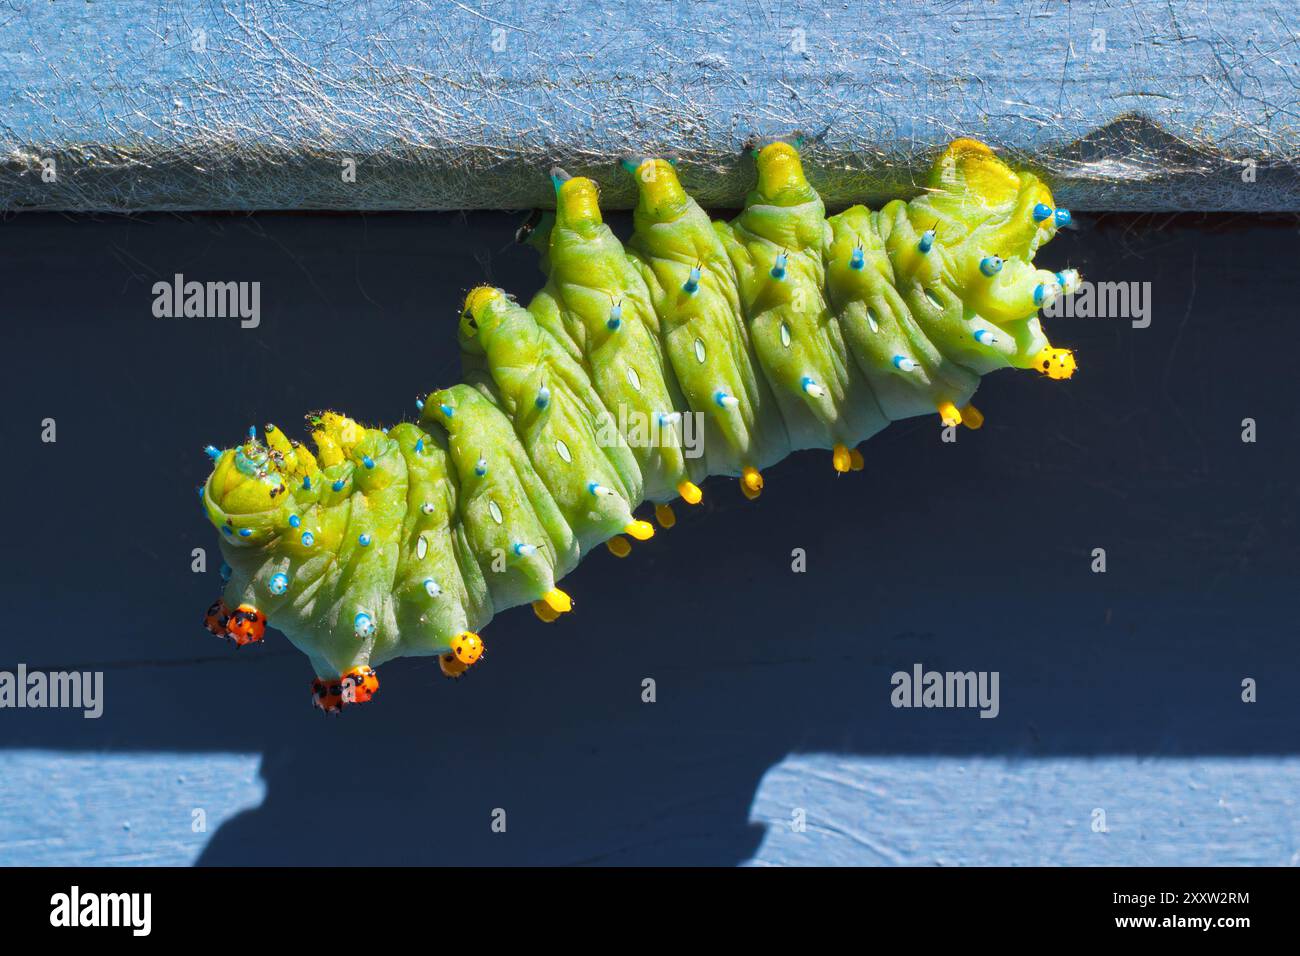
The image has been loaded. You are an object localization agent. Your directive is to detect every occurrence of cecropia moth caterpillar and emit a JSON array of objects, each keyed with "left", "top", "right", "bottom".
[{"left": 199, "top": 138, "right": 1080, "bottom": 712}]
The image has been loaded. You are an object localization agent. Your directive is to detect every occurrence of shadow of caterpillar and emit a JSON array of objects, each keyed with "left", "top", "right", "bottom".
[{"left": 199, "top": 138, "right": 1080, "bottom": 712}]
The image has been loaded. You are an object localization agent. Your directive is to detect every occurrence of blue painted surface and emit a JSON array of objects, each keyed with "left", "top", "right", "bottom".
[
  {"left": 3, "top": 753, "right": 1297, "bottom": 866},
  {"left": 0, "top": 753, "right": 264, "bottom": 866},
  {"left": 0, "top": 206, "right": 1297, "bottom": 866},
  {"left": 2, "top": 0, "right": 1298, "bottom": 209},
  {"left": 749, "top": 758, "right": 1300, "bottom": 866}
]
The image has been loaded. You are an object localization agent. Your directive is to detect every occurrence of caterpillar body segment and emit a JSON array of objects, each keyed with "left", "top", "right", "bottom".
[
  {"left": 449, "top": 295, "right": 641, "bottom": 550},
  {"left": 626, "top": 158, "right": 789, "bottom": 480},
  {"left": 825, "top": 203, "right": 978, "bottom": 423},
  {"left": 199, "top": 138, "right": 1079, "bottom": 711},
  {"left": 532, "top": 174, "right": 699, "bottom": 504},
  {"left": 423, "top": 384, "right": 575, "bottom": 613},
  {"left": 718, "top": 143, "right": 888, "bottom": 456}
]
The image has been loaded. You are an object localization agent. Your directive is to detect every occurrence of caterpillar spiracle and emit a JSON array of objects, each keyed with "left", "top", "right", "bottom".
[{"left": 199, "top": 138, "right": 1081, "bottom": 712}]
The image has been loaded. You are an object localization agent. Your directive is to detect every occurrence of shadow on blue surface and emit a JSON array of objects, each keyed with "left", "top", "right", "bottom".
[{"left": 0, "top": 209, "right": 1296, "bottom": 864}]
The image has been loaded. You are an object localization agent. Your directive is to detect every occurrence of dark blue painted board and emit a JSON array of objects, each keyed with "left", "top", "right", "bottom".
[{"left": 0, "top": 208, "right": 1297, "bottom": 864}]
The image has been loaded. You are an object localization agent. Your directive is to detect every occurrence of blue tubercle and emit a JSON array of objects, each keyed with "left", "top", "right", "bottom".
[{"left": 770, "top": 252, "right": 788, "bottom": 280}]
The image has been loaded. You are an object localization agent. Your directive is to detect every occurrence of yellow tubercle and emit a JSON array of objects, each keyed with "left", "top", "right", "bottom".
[
  {"left": 741, "top": 466, "right": 764, "bottom": 500},
  {"left": 849, "top": 449, "right": 865, "bottom": 472},
  {"left": 960, "top": 404, "right": 985, "bottom": 430},
  {"left": 654, "top": 503, "right": 677, "bottom": 529},
  {"left": 606, "top": 536, "right": 632, "bottom": 558},
  {"left": 676, "top": 479, "right": 703, "bottom": 505},
  {"left": 263, "top": 423, "right": 295, "bottom": 461},
  {"left": 557, "top": 177, "right": 603, "bottom": 227},
  {"left": 633, "top": 159, "right": 688, "bottom": 216},
  {"left": 464, "top": 286, "right": 501, "bottom": 314},
  {"left": 311, "top": 429, "right": 345, "bottom": 467},
  {"left": 533, "top": 600, "right": 560, "bottom": 622},
  {"left": 316, "top": 411, "right": 364, "bottom": 450},
  {"left": 624, "top": 520, "right": 655, "bottom": 542},
  {"left": 832, "top": 443, "right": 852, "bottom": 473},
  {"left": 938, "top": 402, "right": 963, "bottom": 428},
  {"left": 930, "top": 138, "right": 1020, "bottom": 206},
  {"left": 756, "top": 141, "right": 807, "bottom": 198}
]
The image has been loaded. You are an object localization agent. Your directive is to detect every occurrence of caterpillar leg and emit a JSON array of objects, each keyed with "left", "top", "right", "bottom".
[
  {"left": 624, "top": 520, "right": 654, "bottom": 541},
  {"left": 937, "top": 402, "right": 963, "bottom": 428},
  {"left": 602, "top": 520, "right": 655, "bottom": 558},
  {"left": 655, "top": 503, "right": 677, "bottom": 528},
  {"left": 832, "top": 443, "right": 852, "bottom": 474},
  {"left": 676, "top": 480, "right": 703, "bottom": 505},
  {"left": 439, "top": 631, "right": 485, "bottom": 678},
  {"left": 960, "top": 404, "right": 985, "bottom": 429},
  {"left": 439, "top": 653, "right": 469, "bottom": 678},
  {"left": 203, "top": 598, "right": 231, "bottom": 638},
  {"left": 205, "top": 599, "right": 265, "bottom": 647},
  {"left": 1032, "top": 347, "right": 1077, "bottom": 380},
  {"left": 533, "top": 586, "right": 573, "bottom": 620},
  {"left": 741, "top": 466, "right": 764, "bottom": 500},
  {"left": 311, "top": 666, "right": 380, "bottom": 714},
  {"left": 849, "top": 448, "right": 865, "bottom": 471}
]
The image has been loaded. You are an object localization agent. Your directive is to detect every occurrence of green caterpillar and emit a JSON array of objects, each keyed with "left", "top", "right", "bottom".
[{"left": 199, "top": 138, "right": 1080, "bottom": 712}]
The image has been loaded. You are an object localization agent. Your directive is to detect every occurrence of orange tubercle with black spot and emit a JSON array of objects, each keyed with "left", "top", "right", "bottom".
[
  {"left": 204, "top": 598, "right": 231, "bottom": 638},
  {"left": 312, "top": 665, "right": 380, "bottom": 713},
  {"left": 226, "top": 604, "right": 267, "bottom": 646}
]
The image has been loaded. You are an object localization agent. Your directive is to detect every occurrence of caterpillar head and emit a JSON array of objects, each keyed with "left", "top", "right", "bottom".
[{"left": 202, "top": 430, "right": 304, "bottom": 547}]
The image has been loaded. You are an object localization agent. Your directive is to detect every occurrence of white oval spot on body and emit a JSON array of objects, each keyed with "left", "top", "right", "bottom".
[
  {"left": 489, "top": 499, "right": 503, "bottom": 524},
  {"left": 556, "top": 438, "right": 572, "bottom": 462},
  {"left": 924, "top": 288, "right": 943, "bottom": 310},
  {"left": 416, "top": 534, "right": 428, "bottom": 560},
  {"left": 694, "top": 337, "right": 706, "bottom": 363},
  {"left": 866, "top": 307, "right": 880, "bottom": 333},
  {"left": 627, "top": 366, "right": 642, "bottom": 391},
  {"left": 780, "top": 322, "right": 791, "bottom": 348}
]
